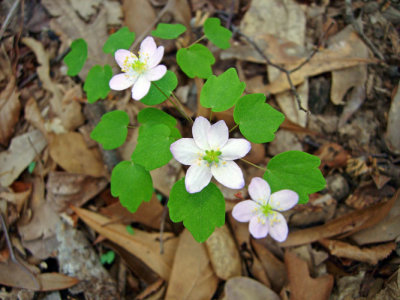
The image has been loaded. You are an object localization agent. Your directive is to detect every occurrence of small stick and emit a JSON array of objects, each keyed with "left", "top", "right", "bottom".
[
  {"left": 0, "top": 0, "right": 20, "bottom": 41},
  {"left": 240, "top": 158, "right": 267, "bottom": 171}
]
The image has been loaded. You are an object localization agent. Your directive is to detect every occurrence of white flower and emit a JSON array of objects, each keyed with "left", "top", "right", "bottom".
[
  {"left": 170, "top": 116, "right": 251, "bottom": 193},
  {"left": 232, "top": 177, "right": 298, "bottom": 242},
  {"left": 109, "top": 36, "right": 167, "bottom": 100}
]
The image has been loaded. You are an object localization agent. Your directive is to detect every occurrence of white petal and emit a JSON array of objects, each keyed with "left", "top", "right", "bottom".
[
  {"left": 249, "top": 215, "right": 269, "bottom": 239},
  {"left": 269, "top": 190, "right": 299, "bottom": 211},
  {"left": 220, "top": 138, "right": 251, "bottom": 161},
  {"left": 185, "top": 163, "right": 212, "bottom": 193},
  {"left": 208, "top": 120, "right": 229, "bottom": 150},
  {"left": 144, "top": 65, "right": 167, "bottom": 81},
  {"left": 211, "top": 161, "right": 244, "bottom": 190},
  {"left": 192, "top": 116, "right": 211, "bottom": 150},
  {"left": 232, "top": 200, "right": 260, "bottom": 222},
  {"left": 170, "top": 138, "right": 201, "bottom": 165},
  {"left": 267, "top": 212, "right": 289, "bottom": 242},
  {"left": 248, "top": 177, "right": 271, "bottom": 205},
  {"left": 140, "top": 36, "right": 157, "bottom": 58},
  {"left": 109, "top": 73, "right": 136, "bottom": 90},
  {"left": 147, "top": 46, "right": 164, "bottom": 68},
  {"left": 115, "top": 49, "right": 137, "bottom": 69},
  {"left": 131, "top": 76, "right": 151, "bottom": 100}
]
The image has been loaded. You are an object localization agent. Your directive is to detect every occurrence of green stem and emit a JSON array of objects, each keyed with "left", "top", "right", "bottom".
[
  {"left": 188, "top": 35, "right": 206, "bottom": 47},
  {"left": 240, "top": 158, "right": 266, "bottom": 171},
  {"left": 171, "top": 91, "right": 194, "bottom": 124},
  {"left": 229, "top": 124, "right": 239, "bottom": 132}
]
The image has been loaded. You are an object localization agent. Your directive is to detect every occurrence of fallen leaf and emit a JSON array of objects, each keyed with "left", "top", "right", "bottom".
[
  {"left": 123, "top": 0, "right": 156, "bottom": 38},
  {"left": 0, "top": 77, "right": 21, "bottom": 146},
  {"left": 315, "top": 142, "right": 350, "bottom": 169},
  {"left": 150, "top": 159, "right": 182, "bottom": 196},
  {"left": 285, "top": 251, "right": 333, "bottom": 300},
  {"left": 345, "top": 182, "right": 394, "bottom": 210},
  {"left": 373, "top": 267, "right": 400, "bottom": 299},
  {"left": 24, "top": 97, "right": 47, "bottom": 136},
  {"left": 319, "top": 239, "right": 395, "bottom": 265},
  {"left": 72, "top": 206, "right": 177, "bottom": 281},
  {"left": 338, "top": 85, "right": 366, "bottom": 128},
  {"left": 385, "top": 82, "right": 400, "bottom": 154},
  {"left": 0, "top": 182, "right": 32, "bottom": 213},
  {"left": 0, "top": 130, "right": 47, "bottom": 187},
  {"left": 223, "top": 277, "right": 280, "bottom": 300},
  {"left": 135, "top": 278, "right": 165, "bottom": 300}
]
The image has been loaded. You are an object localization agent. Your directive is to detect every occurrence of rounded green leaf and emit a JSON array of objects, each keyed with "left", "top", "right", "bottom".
[
  {"left": 204, "top": 17, "right": 232, "bottom": 50},
  {"left": 152, "top": 23, "right": 186, "bottom": 39},
  {"left": 103, "top": 27, "right": 135, "bottom": 54},
  {"left": 200, "top": 68, "right": 245, "bottom": 112},
  {"left": 168, "top": 178, "right": 225, "bottom": 243},
  {"left": 140, "top": 71, "right": 178, "bottom": 105},
  {"left": 176, "top": 44, "right": 215, "bottom": 79},
  {"left": 233, "top": 94, "right": 285, "bottom": 143},
  {"left": 90, "top": 110, "right": 129, "bottom": 150},
  {"left": 138, "top": 107, "right": 177, "bottom": 129},
  {"left": 100, "top": 250, "right": 115, "bottom": 265},
  {"left": 84, "top": 65, "right": 112, "bottom": 103},
  {"left": 111, "top": 161, "right": 153, "bottom": 213},
  {"left": 64, "top": 38, "right": 88, "bottom": 76},
  {"left": 263, "top": 151, "right": 326, "bottom": 204}
]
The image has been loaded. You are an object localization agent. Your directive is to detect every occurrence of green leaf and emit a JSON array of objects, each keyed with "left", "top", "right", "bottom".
[
  {"left": 168, "top": 178, "right": 225, "bottom": 243},
  {"left": 84, "top": 65, "right": 113, "bottom": 103},
  {"left": 138, "top": 107, "right": 177, "bottom": 129},
  {"left": 233, "top": 94, "right": 285, "bottom": 143},
  {"left": 204, "top": 18, "right": 232, "bottom": 50},
  {"left": 152, "top": 23, "right": 186, "bottom": 39},
  {"left": 263, "top": 151, "right": 326, "bottom": 204},
  {"left": 90, "top": 110, "right": 130, "bottom": 150},
  {"left": 28, "top": 161, "right": 36, "bottom": 174},
  {"left": 100, "top": 250, "right": 115, "bottom": 265},
  {"left": 140, "top": 71, "right": 178, "bottom": 105},
  {"left": 200, "top": 68, "right": 245, "bottom": 112},
  {"left": 132, "top": 124, "right": 176, "bottom": 171},
  {"left": 103, "top": 27, "right": 135, "bottom": 54},
  {"left": 176, "top": 44, "right": 215, "bottom": 79},
  {"left": 111, "top": 161, "right": 153, "bottom": 213},
  {"left": 63, "top": 39, "right": 88, "bottom": 76},
  {"left": 126, "top": 225, "right": 135, "bottom": 235}
]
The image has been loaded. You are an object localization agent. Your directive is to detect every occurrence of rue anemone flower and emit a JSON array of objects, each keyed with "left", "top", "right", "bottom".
[
  {"left": 109, "top": 36, "right": 167, "bottom": 100},
  {"left": 170, "top": 116, "right": 251, "bottom": 194},
  {"left": 232, "top": 177, "right": 298, "bottom": 242}
]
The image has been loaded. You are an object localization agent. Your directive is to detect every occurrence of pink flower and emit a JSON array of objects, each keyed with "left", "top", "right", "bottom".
[
  {"left": 109, "top": 36, "right": 167, "bottom": 100},
  {"left": 170, "top": 116, "right": 251, "bottom": 193},
  {"left": 232, "top": 177, "right": 298, "bottom": 242}
]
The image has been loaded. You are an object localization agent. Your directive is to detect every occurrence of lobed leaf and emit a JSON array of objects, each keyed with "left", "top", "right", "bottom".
[
  {"left": 103, "top": 27, "right": 135, "bottom": 54},
  {"left": 203, "top": 17, "right": 232, "bottom": 50},
  {"left": 140, "top": 71, "right": 178, "bottom": 105},
  {"left": 152, "top": 23, "right": 186, "bottom": 39},
  {"left": 84, "top": 65, "right": 112, "bottom": 103},
  {"left": 176, "top": 44, "right": 215, "bottom": 79},
  {"left": 63, "top": 38, "right": 88, "bottom": 76}
]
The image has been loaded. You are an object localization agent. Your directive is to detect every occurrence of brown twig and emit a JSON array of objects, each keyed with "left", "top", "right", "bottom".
[{"left": 0, "top": 0, "right": 20, "bottom": 41}]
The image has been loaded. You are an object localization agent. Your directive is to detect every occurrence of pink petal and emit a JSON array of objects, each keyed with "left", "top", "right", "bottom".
[
  {"left": 131, "top": 76, "right": 151, "bottom": 100},
  {"left": 248, "top": 177, "right": 271, "bottom": 205},
  {"left": 192, "top": 116, "right": 211, "bottom": 150},
  {"left": 115, "top": 49, "right": 137, "bottom": 69},
  {"left": 208, "top": 120, "right": 228, "bottom": 149},
  {"left": 232, "top": 200, "right": 260, "bottom": 222},
  {"left": 220, "top": 138, "right": 251, "bottom": 161},
  {"left": 147, "top": 46, "right": 164, "bottom": 68},
  {"left": 211, "top": 161, "right": 244, "bottom": 190},
  {"left": 144, "top": 65, "right": 167, "bottom": 81},
  {"left": 269, "top": 190, "right": 299, "bottom": 211},
  {"left": 109, "top": 73, "right": 136, "bottom": 90},
  {"left": 185, "top": 163, "right": 212, "bottom": 193},
  {"left": 249, "top": 215, "right": 269, "bottom": 239},
  {"left": 170, "top": 138, "right": 201, "bottom": 165},
  {"left": 140, "top": 36, "right": 157, "bottom": 58},
  {"left": 267, "top": 212, "right": 289, "bottom": 242}
]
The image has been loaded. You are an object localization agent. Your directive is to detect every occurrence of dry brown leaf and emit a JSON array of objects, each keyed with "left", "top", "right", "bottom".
[
  {"left": 285, "top": 251, "right": 333, "bottom": 300},
  {"left": 0, "top": 130, "right": 47, "bottom": 187},
  {"left": 0, "top": 182, "right": 32, "bottom": 213},
  {"left": 150, "top": 159, "right": 182, "bottom": 196},
  {"left": 281, "top": 189, "right": 399, "bottom": 247},
  {"left": 123, "top": 0, "right": 156, "bottom": 38},
  {"left": 345, "top": 182, "right": 394, "bottom": 210},
  {"left": 223, "top": 277, "right": 280, "bottom": 300},
  {"left": 72, "top": 206, "right": 177, "bottom": 281},
  {"left": 0, "top": 77, "right": 21, "bottom": 146},
  {"left": 205, "top": 225, "right": 241, "bottom": 280},
  {"left": 24, "top": 97, "right": 47, "bottom": 136},
  {"left": 315, "top": 142, "right": 350, "bottom": 169},
  {"left": 135, "top": 278, "right": 165, "bottom": 300},
  {"left": 319, "top": 239, "right": 395, "bottom": 265},
  {"left": 385, "top": 82, "right": 400, "bottom": 154},
  {"left": 165, "top": 229, "right": 218, "bottom": 300},
  {"left": 48, "top": 132, "right": 107, "bottom": 177}
]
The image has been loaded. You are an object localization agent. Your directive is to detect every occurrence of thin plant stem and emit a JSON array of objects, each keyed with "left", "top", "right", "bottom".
[
  {"left": 240, "top": 158, "right": 266, "bottom": 171},
  {"left": 188, "top": 35, "right": 206, "bottom": 48},
  {"left": 229, "top": 124, "right": 239, "bottom": 132},
  {"left": 170, "top": 91, "right": 194, "bottom": 124}
]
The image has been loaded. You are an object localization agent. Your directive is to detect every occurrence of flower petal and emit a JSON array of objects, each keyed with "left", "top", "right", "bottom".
[
  {"left": 248, "top": 177, "right": 271, "bottom": 205},
  {"left": 208, "top": 120, "right": 228, "bottom": 149},
  {"left": 232, "top": 200, "right": 260, "bottom": 222},
  {"left": 109, "top": 73, "right": 136, "bottom": 90},
  {"left": 220, "top": 138, "right": 251, "bottom": 161},
  {"left": 269, "top": 190, "right": 299, "bottom": 211},
  {"left": 115, "top": 49, "right": 137, "bottom": 69},
  {"left": 131, "top": 76, "right": 151, "bottom": 100},
  {"left": 249, "top": 215, "right": 269, "bottom": 239},
  {"left": 170, "top": 138, "right": 201, "bottom": 165},
  {"left": 192, "top": 116, "right": 211, "bottom": 150},
  {"left": 267, "top": 212, "right": 288, "bottom": 242},
  {"left": 185, "top": 163, "right": 212, "bottom": 193},
  {"left": 211, "top": 161, "right": 245, "bottom": 190},
  {"left": 144, "top": 65, "right": 167, "bottom": 81},
  {"left": 147, "top": 46, "right": 164, "bottom": 68},
  {"left": 140, "top": 36, "right": 157, "bottom": 58}
]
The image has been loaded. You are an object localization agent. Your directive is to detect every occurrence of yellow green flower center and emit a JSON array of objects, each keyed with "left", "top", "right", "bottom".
[
  {"left": 203, "top": 150, "right": 222, "bottom": 164},
  {"left": 131, "top": 60, "right": 147, "bottom": 73},
  {"left": 260, "top": 203, "right": 273, "bottom": 216}
]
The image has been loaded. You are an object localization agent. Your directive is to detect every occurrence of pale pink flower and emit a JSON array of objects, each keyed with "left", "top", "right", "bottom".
[
  {"left": 109, "top": 36, "right": 167, "bottom": 100},
  {"left": 232, "top": 177, "right": 298, "bottom": 242},
  {"left": 170, "top": 116, "right": 251, "bottom": 193}
]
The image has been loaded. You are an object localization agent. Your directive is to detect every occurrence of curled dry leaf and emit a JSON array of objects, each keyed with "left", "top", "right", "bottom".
[
  {"left": 223, "top": 276, "right": 280, "bottom": 300},
  {"left": 0, "top": 77, "right": 21, "bottom": 146},
  {"left": 0, "top": 182, "right": 32, "bottom": 214},
  {"left": 385, "top": 82, "right": 400, "bottom": 154},
  {"left": 315, "top": 142, "right": 350, "bottom": 170}
]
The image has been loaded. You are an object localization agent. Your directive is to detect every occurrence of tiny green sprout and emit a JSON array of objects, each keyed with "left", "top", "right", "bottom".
[
  {"left": 100, "top": 250, "right": 115, "bottom": 265},
  {"left": 126, "top": 225, "right": 135, "bottom": 235},
  {"left": 203, "top": 149, "right": 222, "bottom": 164},
  {"left": 28, "top": 161, "right": 36, "bottom": 174}
]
